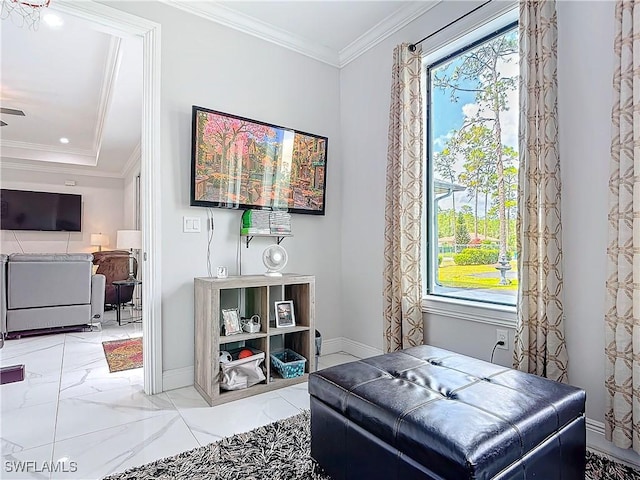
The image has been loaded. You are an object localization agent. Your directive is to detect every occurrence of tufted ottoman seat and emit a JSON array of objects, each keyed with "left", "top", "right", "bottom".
[{"left": 309, "top": 345, "right": 585, "bottom": 480}]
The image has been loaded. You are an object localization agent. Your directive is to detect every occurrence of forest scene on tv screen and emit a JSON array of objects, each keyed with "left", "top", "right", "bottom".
[{"left": 192, "top": 109, "right": 327, "bottom": 213}]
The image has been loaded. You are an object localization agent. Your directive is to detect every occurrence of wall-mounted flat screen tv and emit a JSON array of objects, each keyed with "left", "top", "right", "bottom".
[
  {"left": 191, "top": 106, "right": 328, "bottom": 215},
  {"left": 0, "top": 189, "right": 82, "bottom": 232}
]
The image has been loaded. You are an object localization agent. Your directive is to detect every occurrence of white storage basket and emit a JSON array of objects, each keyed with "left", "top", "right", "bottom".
[{"left": 220, "top": 349, "right": 266, "bottom": 391}]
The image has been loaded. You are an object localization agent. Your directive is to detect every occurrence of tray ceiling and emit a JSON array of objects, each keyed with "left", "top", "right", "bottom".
[{"left": 0, "top": 9, "right": 142, "bottom": 177}]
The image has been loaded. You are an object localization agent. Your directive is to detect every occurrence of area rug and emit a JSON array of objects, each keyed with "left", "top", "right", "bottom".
[
  {"left": 103, "top": 411, "right": 639, "bottom": 480},
  {"left": 102, "top": 337, "right": 143, "bottom": 373}
]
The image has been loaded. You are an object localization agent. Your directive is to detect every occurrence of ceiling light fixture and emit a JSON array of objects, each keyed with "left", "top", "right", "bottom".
[{"left": 59, "top": 137, "right": 69, "bottom": 144}]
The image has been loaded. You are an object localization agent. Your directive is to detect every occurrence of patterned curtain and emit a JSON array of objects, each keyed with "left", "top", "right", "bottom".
[
  {"left": 513, "top": 0, "right": 569, "bottom": 382},
  {"left": 605, "top": 0, "right": 640, "bottom": 453},
  {"left": 383, "top": 44, "right": 424, "bottom": 352}
]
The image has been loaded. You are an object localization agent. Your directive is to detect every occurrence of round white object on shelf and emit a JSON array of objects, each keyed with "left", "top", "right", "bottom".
[{"left": 219, "top": 351, "right": 232, "bottom": 363}]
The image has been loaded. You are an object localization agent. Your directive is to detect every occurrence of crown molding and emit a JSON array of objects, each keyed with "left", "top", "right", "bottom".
[
  {"left": 94, "top": 36, "right": 123, "bottom": 159},
  {"left": 0, "top": 160, "right": 124, "bottom": 179},
  {"left": 120, "top": 142, "right": 141, "bottom": 178},
  {"left": 160, "top": 1, "right": 443, "bottom": 69},
  {"left": 1, "top": 139, "right": 94, "bottom": 157},
  {"left": 1, "top": 140, "right": 97, "bottom": 167},
  {"left": 160, "top": 1, "right": 340, "bottom": 67},
  {"left": 339, "top": 1, "right": 441, "bottom": 67}
]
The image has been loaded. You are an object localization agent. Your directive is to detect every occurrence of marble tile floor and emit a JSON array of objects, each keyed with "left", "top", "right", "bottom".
[{"left": 0, "top": 312, "right": 358, "bottom": 479}]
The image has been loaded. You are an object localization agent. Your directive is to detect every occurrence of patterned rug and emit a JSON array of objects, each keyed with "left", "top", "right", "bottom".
[
  {"left": 103, "top": 411, "right": 640, "bottom": 480},
  {"left": 102, "top": 337, "right": 143, "bottom": 373}
]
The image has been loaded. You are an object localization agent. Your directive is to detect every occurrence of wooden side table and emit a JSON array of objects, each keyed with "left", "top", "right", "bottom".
[{"left": 112, "top": 279, "right": 142, "bottom": 325}]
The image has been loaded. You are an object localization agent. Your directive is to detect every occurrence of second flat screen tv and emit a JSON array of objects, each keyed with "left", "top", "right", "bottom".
[
  {"left": 0, "top": 189, "right": 82, "bottom": 232},
  {"left": 190, "top": 106, "right": 328, "bottom": 215}
]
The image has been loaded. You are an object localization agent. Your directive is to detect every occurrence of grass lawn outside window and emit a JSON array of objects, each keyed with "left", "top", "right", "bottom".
[{"left": 437, "top": 258, "right": 518, "bottom": 291}]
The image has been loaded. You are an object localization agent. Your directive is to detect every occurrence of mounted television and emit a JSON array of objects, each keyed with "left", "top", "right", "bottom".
[
  {"left": 191, "top": 106, "right": 328, "bottom": 215},
  {"left": 0, "top": 189, "right": 82, "bottom": 232}
]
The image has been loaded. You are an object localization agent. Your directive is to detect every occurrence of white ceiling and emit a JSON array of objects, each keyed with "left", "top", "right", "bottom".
[
  {"left": 224, "top": 1, "right": 410, "bottom": 52},
  {"left": 0, "top": 1, "right": 433, "bottom": 177},
  {"left": 0, "top": 8, "right": 143, "bottom": 178},
  {"left": 168, "top": 1, "right": 437, "bottom": 66}
]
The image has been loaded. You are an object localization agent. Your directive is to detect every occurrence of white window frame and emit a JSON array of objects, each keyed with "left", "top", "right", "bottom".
[{"left": 421, "top": 3, "right": 518, "bottom": 327}]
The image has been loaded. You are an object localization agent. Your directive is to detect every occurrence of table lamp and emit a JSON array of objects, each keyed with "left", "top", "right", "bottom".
[
  {"left": 116, "top": 230, "right": 141, "bottom": 281},
  {"left": 90, "top": 233, "right": 109, "bottom": 252}
]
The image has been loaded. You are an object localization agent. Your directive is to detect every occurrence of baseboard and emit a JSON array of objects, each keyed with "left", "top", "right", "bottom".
[
  {"left": 341, "top": 337, "right": 384, "bottom": 359},
  {"left": 162, "top": 337, "right": 377, "bottom": 392},
  {"left": 162, "top": 366, "right": 193, "bottom": 392},
  {"left": 586, "top": 418, "right": 640, "bottom": 467},
  {"left": 320, "top": 337, "right": 344, "bottom": 355}
]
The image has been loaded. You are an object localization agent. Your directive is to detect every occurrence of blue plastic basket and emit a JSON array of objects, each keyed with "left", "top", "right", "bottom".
[{"left": 270, "top": 349, "right": 306, "bottom": 379}]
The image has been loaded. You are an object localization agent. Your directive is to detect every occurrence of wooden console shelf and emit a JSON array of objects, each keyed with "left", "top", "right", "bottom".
[{"left": 194, "top": 274, "right": 315, "bottom": 406}]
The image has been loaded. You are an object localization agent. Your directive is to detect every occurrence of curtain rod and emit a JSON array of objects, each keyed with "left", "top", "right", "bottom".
[{"left": 408, "top": 0, "right": 493, "bottom": 52}]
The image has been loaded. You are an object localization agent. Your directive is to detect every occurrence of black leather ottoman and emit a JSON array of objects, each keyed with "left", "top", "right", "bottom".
[{"left": 309, "top": 345, "right": 585, "bottom": 480}]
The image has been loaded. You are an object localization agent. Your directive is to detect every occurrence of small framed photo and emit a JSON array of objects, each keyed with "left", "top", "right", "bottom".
[
  {"left": 274, "top": 300, "right": 295, "bottom": 328},
  {"left": 222, "top": 308, "right": 242, "bottom": 335}
]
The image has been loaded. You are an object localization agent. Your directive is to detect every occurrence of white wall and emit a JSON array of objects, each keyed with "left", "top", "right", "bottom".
[
  {"left": 105, "top": 2, "right": 343, "bottom": 374},
  {"left": 340, "top": 0, "right": 635, "bottom": 462},
  {"left": 0, "top": 168, "right": 125, "bottom": 254},
  {"left": 558, "top": 0, "right": 613, "bottom": 432},
  {"left": 122, "top": 167, "right": 139, "bottom": 230}
]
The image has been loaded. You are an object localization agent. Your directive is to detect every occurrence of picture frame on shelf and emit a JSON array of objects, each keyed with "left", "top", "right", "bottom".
[
  {"left": 222, "top": 308, "right": 242, "bottom": 335},
  {"left": 275, "top": 300, "right": 295, "bottom": 328}
]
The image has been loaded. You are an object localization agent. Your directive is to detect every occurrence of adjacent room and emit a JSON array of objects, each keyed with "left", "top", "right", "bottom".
[{"left": 1, "top": 0, "right": 638, "bottom": 479}]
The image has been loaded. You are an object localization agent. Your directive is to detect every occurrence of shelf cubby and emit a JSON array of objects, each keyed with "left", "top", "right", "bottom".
[{"left": 194, "top": 274, "right": 315, "bottom": 406}]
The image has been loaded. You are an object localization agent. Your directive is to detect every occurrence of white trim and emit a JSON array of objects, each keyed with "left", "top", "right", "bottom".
[
  {"left": 422, "top": 1, "right": 518, "bottom": 61},
  {"left": 159, "top": 1, "right": 437, "bottom": 69},
  {"left": 141, "top": 15, "right": 163, "bottom": 396},
  {"left": 162, "top": 366, "right": 194, "bottom": 392},
  {"left": 0, "top": 139, "right": 94, "bottom": 157},
  {"left": 161, "top": 1, "right": 339, "bottom": 67},
  {"left": 53, "top": 1, "right": 163, "bottom": 396},
  {"left": 94, "top": 36, "right": 123, "bottom": 161},
  {"left": 342, "top": 338, "right": 384, "bottom": 359},
  {"left": 320, "top": 337, "right": 344, "bottom": 356},
  {"left": 339, "top": 1, "right": 441, "bottom": 67},
  {"left": 422, "top": 295, "right": 517, "bottom": 328},
  {"left": 0, "top": 144, "right": 96, "bottom": 167},
  {"left": 120, "top": 142, "right": 141, "bottom": 179},
  {"left": 0, "top": 159, "right": 124, "bottom": 179},
  {"left": 586, "top": 418, "right": 640, "bottom": 467},
  {"left": 320, "top": 337, "right": 383, "bottom": 359}
]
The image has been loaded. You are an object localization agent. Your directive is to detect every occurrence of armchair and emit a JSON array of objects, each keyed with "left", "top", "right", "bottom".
[
  {"left": 5, "top": 253, "right": 105, "bottom": 336},
  {"left": 92, "top": 250, "right": 138, "bottom": 307}
]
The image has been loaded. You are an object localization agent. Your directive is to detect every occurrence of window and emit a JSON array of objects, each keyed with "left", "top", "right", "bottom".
[{"left": 425, "top": 18, "right": 519, "bottom": 306}]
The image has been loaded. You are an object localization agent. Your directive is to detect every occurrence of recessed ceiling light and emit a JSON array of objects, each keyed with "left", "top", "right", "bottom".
[
  {"left": 59, "top": 137, "right": 69, "bottom": 144},
  {"left": 43, "top": 13, "right": 64, "bottom": 28}
]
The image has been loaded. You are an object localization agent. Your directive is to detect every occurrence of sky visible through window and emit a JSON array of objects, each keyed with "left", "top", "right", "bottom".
[{"left": 428, "top": 24, "right": 519, "bottom": 305}]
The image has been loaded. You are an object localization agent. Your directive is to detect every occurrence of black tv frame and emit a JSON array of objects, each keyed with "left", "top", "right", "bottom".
[
  {"left": 0, "top": 189, "right": 82, "bottom": 232},
  {"left": 190, "top": 106, "right": 328, "bottom": 215}
]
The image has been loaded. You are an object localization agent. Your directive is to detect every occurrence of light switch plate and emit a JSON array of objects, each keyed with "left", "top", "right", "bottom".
[{"left": 183, "top": 216, "right": 201, "bottom": 233}]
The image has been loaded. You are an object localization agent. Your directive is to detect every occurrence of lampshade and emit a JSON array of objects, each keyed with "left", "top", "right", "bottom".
[
  {"left": 116, "top": 230, "right": 141, "bottom": 250},
  {"left": 90, "top": 233, "right": 109, "bottom": 248}
]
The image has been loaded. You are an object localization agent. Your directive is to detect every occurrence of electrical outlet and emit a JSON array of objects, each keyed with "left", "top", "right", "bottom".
[{"left": 496, "top": 329, "right": 508, "bottom": 350}]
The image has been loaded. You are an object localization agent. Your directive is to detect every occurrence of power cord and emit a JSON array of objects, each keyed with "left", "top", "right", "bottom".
[
  {"left": 490, "top": 340, "right": 505, "bottom": 363},
  {"left": 12, "top": 231, "right": 25, "bottom": 253},
  {"left": 206, "top": 209, "right": 215, "bottom": 277},
  {"left": 236, "top": 212, "right": 242, "bottom": 276}
]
